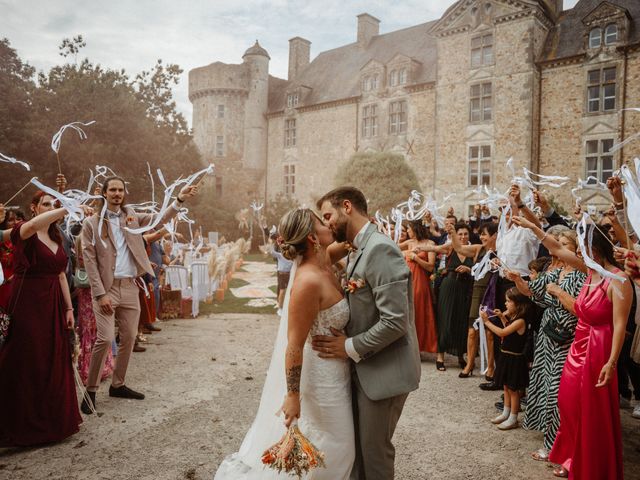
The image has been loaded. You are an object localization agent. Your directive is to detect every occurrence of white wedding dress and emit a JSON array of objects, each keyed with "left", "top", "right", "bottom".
[{"left": 214, "top": 259, "right": 355, "bottom": 479}]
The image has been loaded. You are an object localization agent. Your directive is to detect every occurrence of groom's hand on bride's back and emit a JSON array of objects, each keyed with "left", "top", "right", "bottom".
[{"left": 312, "top": 328, "right": 349, "bottom": 359}]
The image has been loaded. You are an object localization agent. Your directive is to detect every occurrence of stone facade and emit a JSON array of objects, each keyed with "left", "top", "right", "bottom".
[{"left": 189, "top": 0, "right": 640, "bottom": 214}]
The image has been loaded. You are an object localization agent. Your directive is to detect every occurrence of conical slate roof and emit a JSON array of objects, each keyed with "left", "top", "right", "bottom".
[{"left": 243, "top": 40, "right": 270, "bottom": 59}]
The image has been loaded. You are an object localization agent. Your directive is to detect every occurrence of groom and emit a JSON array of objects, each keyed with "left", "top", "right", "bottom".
[{"left": 313, "top": 186, "right": 421, "bottom": 480}]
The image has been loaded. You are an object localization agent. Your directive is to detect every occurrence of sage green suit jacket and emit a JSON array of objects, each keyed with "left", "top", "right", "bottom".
[{"left": 346, "top": 223, "right": 421, "bottom": 401}]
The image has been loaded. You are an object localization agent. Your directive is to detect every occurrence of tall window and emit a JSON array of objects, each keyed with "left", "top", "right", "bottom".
[
  {"left": 362, "top": 76, "right": 370, "bottom": 91},
  {"left": 471, "top": 33, "right": 493, "bottom": 67},
  {"left": 389, "top": 101, "right": 407, "bottom": 135},
  {"left": 605, "top": 24, "right": 618, "bottom": 45},
  {"left": 470, "top": 83, "right": 492, "bottom": 122},
  {"left": 389, "top": 70, "right": 397, "bottom": 87},
  {"left": 587, "top": 67, "right": 616, "bottom": 113},
  {"left": 215, "top": 136, "right": 224, "bottom": 157},
  {"left": 468, "top": 146, "right": 491, "bottom": 187},
  {"left": 586, "top": 139, "right": 614, "bottom": 183},
  {"left": 369, "top": 75, "right": 379, "bottom": 91},
  {"left": 285, "top": 119, "right": 296, "bottom": 147},
  {"left": 589, "top": 28, "right": 602, "bottom": 48},
  {"left": 283, "top": 164, "right": 296, "bottom": 195},
  {"left": 217, "top": 105, "right": 225, "bottom": 118},
  {"left": 287, "top": 93, "right": 299, "bottom": 108},
  {"left": 362, "top": 105, "right": 378, "bottom": 138},
  {"left": 398, "top": 68, "right": 407, "bottom": 85}
]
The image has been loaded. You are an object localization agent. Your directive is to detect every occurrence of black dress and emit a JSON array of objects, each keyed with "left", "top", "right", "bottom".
[{"left": 493, "top": 319, "right": 529, "bottom": 391}]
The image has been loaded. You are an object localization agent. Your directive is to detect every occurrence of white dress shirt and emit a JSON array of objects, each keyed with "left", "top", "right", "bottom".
[
  {"left": 344, "top": 221, "right": 370, "bottom": 363},
  {"left": 108, "top": 210, "right": 137, "bottom": 279},
  {"left": 496, "top": 224, "right": 540, "bottom": 277}
]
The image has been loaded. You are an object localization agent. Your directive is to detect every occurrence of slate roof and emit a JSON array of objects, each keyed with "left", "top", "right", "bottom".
[
  {"left": 541, "top": 0, "right": 640, "bottom": 62},
  {"left": 267, "top": 20, "right": 438, "bottom": 113}
]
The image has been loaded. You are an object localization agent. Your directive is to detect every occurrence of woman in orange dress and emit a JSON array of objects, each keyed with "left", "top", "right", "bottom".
[{"left": 401, "top": 220, "right": 438, "bottom": 355}]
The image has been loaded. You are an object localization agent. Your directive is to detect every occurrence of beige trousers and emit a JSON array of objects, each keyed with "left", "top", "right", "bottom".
[{"left": 86, "top": 278, "right": 140, "bottom": 392}]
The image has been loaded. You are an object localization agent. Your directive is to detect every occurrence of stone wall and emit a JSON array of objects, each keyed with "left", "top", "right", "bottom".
[{"left": 266, "top": 102, "right": 358, "bottom": 206}]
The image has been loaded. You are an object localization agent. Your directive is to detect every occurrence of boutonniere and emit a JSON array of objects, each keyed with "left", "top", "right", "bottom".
[
  {"left": 343, "top": 276, "right": 366, "bottom": 294},
  {"left": 126, "top": 215, "right": 135, "bottom": 225}
]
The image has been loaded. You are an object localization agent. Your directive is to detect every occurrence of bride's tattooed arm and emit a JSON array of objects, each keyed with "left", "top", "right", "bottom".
[{"left": 281, "top": 268, "right": 321, "bottom": 427}]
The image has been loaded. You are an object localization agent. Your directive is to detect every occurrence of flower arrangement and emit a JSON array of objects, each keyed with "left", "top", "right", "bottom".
[
  {"left": 343, "top": 277, "right": 366, "bottom": 294},
  {"left": 261, "top": 423, "right": 325, "bottom": 478}
]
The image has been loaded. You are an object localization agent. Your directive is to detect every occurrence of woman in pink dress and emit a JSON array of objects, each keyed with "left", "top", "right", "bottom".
[{"left": 513, "top": 217, "right": 632, "bottom": 479}]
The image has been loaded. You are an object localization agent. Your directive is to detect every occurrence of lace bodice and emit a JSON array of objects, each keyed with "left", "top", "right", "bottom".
[{"left": 308, "top": 298, "right": 349, "bottom": 339}]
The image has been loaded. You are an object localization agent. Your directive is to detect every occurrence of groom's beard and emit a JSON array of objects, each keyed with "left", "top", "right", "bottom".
[{"left": 333, "top": 219, "right": 348, "bottom": 243}]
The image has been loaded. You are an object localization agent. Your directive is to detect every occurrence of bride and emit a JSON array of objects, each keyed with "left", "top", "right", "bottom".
[{"left": 214, "top": 208, "right": 355, "bottom": 479}]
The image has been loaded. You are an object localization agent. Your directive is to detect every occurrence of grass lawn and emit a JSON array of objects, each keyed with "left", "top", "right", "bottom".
[{"left": 198, "top": 258, "right": 278, "bottom": 315}]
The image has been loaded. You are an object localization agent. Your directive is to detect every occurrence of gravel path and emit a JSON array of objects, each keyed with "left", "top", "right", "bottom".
[{"left": 1, "top": 314, "right": 638, "bottom": 480}]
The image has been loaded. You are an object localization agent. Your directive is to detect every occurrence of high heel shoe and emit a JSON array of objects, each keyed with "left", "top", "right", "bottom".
[
  {"left": 458, "top": 369, "right": 474, "bottom": 378},
  {"left": 436, "top": 361, "right": 446, "bottom": 371}
]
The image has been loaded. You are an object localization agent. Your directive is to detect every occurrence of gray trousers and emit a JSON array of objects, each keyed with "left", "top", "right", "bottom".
[{"left": 350, "top": 372, "right": 408, "bottom": 480}]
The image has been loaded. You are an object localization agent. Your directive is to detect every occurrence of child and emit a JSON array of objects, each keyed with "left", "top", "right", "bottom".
[
  {"left": 527, "top": 256, "right": 549, "bottom": 280},
  {"left": 481, "top": 287, "right": 530, "bottom": 430}
]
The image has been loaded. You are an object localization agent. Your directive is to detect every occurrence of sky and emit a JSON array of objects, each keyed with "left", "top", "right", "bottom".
[{"left": 3, "top": 0, "right": 580, "bottom": 127}]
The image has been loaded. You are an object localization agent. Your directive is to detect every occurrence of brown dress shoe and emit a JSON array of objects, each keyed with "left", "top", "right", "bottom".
[{"left": 133, "top": 343, "right": 146, "bottom": 353}]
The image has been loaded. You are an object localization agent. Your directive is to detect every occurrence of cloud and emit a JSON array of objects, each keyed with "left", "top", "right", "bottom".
[{"left": 3, "top": 0, "right": 582, "bottom": 127}]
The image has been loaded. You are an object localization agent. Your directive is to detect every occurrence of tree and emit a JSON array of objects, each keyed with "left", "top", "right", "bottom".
[
  {"left": 0, "top": 38, "right": 35, "bottom": 159},
  {"left": 0, "top": 37, "right": 202, "bottom": 209},
  {"left": 265, "top": 192, "right": 300, "bottom": 230},
  {"left": 334, "top": 152, "right": 421, "bottom": 213}
]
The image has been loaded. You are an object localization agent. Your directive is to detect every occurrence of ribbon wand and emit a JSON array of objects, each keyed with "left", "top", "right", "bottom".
[{"left": 4, "top": 177, "right": 38, "bottom": 205}]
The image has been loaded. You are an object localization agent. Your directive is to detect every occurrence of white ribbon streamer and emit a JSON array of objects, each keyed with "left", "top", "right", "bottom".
[
  {"left": 0, "top": 152, "right": 31, "bottom": 171},
  {"left": 620, "top": 159, "right": 640, "bottom": 237},
  {"left": 576, "top": 213, "right": 626, "bottom": 287},
  {"left": 51, "top": 121, "right": 96, "bottom": 154},
  {"left": 473, "top": 316, "right": 489, "bottom": 375}
]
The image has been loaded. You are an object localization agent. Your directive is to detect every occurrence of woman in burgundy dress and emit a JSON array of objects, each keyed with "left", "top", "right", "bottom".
[
  {"left": 513, "top": 217, "right": 632, "bottom": 479},
  {"left": 0, "top": 191, "right": 88, "bottom": 446}
]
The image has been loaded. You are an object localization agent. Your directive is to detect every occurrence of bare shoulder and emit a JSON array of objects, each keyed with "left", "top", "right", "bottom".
[{"left": 290, "top": 266, "right": 322, "bottom": 294}]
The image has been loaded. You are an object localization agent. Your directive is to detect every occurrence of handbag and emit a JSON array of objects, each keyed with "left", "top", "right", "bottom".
[
  {"left": 542, "top": 319, "right": 573, "bottom": 345},
  {"left": 73, "top": 267, "right": 90, "bottom": 288}
]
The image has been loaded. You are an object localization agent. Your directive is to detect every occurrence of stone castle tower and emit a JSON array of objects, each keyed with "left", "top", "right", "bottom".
[{"left": 188, "top": 41, "right": 270, "bottom": 206}]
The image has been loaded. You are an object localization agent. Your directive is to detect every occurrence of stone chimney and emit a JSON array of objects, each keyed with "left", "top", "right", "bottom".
[
  {"left": 288, "top": 37, "right": 311, "bottom": 80},
  {"left": 357, "top": 13, "right": 380, "bottom": 45}
]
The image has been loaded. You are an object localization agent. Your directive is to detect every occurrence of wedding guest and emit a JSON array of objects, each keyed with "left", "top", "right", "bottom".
[
  {"left": 0, "top": 191, "right": 90, "bottom": 446},
  {"left": 270, "top": 236, "right": 293, "bottom": 315},
  {"left": 481, "top": 288, "right": 531, "bottom": 430},
  {"left": 401, "top": 220, "right": 437, "bottom": 356},
  {"left": 75, "top": 235, "right": 114, "bottom": 384},
  {"left": 80, "top": 176, "right": 197, "bottom": 414},
  {"left": 435, "top": 222, "right": 474, "bottom": 371},
  {"left": 443, "top": 221, "right": 498, "bottom": 377},
  {"left": 507, "top": 229, "right": 585, "bottom": 461},
  {"left": 0, "top": 208, "right": 17, "bottom": 310},
  {"left": 480, "top": 186, "right": 540, "bottom": 391},
  {"left": 514, "top": 216, "right": 632, "bottom": 479}
]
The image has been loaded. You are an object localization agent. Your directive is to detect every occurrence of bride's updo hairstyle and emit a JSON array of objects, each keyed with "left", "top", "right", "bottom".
[{"left": 279, "top": 208, "right": 316, "bottom": 260}]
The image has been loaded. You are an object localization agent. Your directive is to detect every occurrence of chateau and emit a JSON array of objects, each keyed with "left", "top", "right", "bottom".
[{"left": 189, "top": 0, "right": 640, "bottom": 214}]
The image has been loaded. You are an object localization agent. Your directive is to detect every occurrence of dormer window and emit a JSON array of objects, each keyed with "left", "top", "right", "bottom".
[
  {"left": 605, "top": 24, "right": 618, "bottom": 45},
  {"left": 287, "top": 93, "right": 299, "bottom": 108},
  {"left": 398, "top": 68, "right": 407, "bottom": 85},
  {"left": 589, "top": 28, "right": 602, "bottom": 48},
  {"left": 369, "top": 75, "right": 379, "bottom": 90},
  {"left": 389, "top": 70, "right": 397, "bottom": 87},
  {"left": 471, "top": 33, "right": 493, "bottom": 68}
]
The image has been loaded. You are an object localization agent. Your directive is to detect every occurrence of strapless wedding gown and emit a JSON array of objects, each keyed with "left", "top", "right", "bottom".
[{"left": 214, "top": 298, "right": 355, "bottom": 479}]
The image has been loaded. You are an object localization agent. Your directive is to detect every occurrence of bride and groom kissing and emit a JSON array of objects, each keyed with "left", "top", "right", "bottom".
[{"left": 215, "top": 187, "right": 421, "bottom": 480}]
